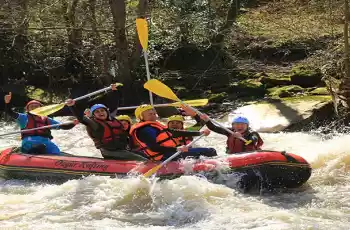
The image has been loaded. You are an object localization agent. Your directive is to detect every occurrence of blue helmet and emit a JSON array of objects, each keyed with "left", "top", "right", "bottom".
[
  {"left": 232, "top": 116, "right": 249, "bottom": 125},
  {"left": 90, "top": 104, "right": 108, "bottom": 115}
]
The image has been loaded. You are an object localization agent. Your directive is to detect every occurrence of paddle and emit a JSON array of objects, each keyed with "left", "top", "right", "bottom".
[
  {"left": 143, "top": 134, "right": 205, "bottom": 178},
  {"left": 136, "top": 18, "right": 154, "bottom": 106},
  {"left": 30, "top": 83, "right": 123, "bottom": 116},
  {"left": 0, "top": 121, "right": 74, "bottom": 137},
  {"left": 117, "top": 99, "right": 208, "bottom": 110},
  {"left": 144, "top": 79, "right": 251, "bottom": 144}
]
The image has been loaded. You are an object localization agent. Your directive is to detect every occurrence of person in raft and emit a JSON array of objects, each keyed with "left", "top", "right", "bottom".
[
  {"left": 66, "top": 86, "right": 147, "bottom": 161},
  {"left": 115, "top": 115, "right": 132, "bottom": 132},
  {"left": 199, "top": 113, "right": 264, "bottom": 154},
  {"left": 4, "top": 92, "right": 77, "bottom": 155},
  {"left": 168, "top": 107, "right": 207, "bottom": 132},
  {"left": 115, "top": 114, "right": 143, "bottom": 153},
  {"left": 129, "top": 104, "right": 217, "bottom": 161},
  {"left": 166, "top": 113, "right": 206, "bottom": 146}
]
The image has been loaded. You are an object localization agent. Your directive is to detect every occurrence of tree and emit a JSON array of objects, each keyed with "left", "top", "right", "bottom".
[
  {"left": 211, "top": 0, "right": 241, "bottom": 45},
  {"left": 339, "top": 0, "right": 350, "bottom": 107},
  {"left": 109, "top": 0, "right": 131, "bottom": 85}
]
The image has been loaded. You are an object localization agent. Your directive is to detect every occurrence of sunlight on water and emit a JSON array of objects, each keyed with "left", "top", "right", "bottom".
[{"left": 0, "top": 117, "right": 350, "bottom": 230}]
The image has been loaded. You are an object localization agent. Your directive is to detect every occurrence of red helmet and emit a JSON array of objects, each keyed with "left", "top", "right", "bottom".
[{"left": 25, "top": 100, "right": 42, "bottom": 111}]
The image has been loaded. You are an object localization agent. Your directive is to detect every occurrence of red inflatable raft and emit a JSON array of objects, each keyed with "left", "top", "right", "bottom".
[{"left": 0, "top": 147, "right": 312, "bottom": 191}]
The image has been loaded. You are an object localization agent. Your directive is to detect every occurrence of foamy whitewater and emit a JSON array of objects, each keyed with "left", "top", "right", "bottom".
[{"left": 0, "top": 116, "right": 349, "bottom": 230}]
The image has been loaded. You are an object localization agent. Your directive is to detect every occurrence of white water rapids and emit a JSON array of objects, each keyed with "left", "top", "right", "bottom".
[{"left": 0, "top": 117, "right": 349, "bottom": 230}]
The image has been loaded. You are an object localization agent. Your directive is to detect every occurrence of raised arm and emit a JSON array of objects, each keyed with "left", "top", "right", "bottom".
[
  {"left": 66, "top": 99, "right": 100, "bottom": 131},
  {"left": 168, "top": 128, "right": 210, "bottom": 138},
  {"left": 4, "top": 92, "right": 19, "bottom": 120}
]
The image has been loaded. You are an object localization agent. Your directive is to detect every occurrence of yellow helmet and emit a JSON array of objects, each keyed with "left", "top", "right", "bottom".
[
  {"left": 167, "top": 115, "right": 184, "bottom": 123},
  {"left": 115, "top": 115, "right": 132, "bottom": 124},
  {"left": 135, "top": 104, "right": 154, "bottom": 120}
]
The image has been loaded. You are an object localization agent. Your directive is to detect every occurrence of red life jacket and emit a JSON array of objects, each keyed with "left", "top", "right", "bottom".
[
  {"left": 129, "top": 121, "right": 178, "bottom": 161},
  {"left": 87, "top": 118, "right": 128, "bottom": 150},
  {"left": 226, "top": 129, "right": 263, "bottom": 154},
  {"left": 21, "top": 113, "right": 52, "bottom": 139}
]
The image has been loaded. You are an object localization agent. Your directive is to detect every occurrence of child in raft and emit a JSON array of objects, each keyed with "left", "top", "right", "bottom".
[
  {"left": 166, "top": 107, "right": 207, "bottom": 146},
  {"left": 4, "top": 92, "right": 77, "bottom": 155},
  {"left": 181, "top": 106, "right": 263, "bottom": 154},
  {"left": 115, "top": 115, "right": 132, "bottom": 132}
]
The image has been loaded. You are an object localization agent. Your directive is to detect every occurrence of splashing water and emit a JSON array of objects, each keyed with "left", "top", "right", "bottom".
[{"left": 0, "top": 118, "right": 349, "bottom": 230}]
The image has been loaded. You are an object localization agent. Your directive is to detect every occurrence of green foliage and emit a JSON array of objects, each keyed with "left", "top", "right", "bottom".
[
  {"left": 229, "top": 79, "right": 266, "bottom": 98},
  {"left": 309, "top": 87, "right": 329, "bottom": 95},
  {"left": 25, "top": 86, "right": 62, "bottom": 103},
  {"left": 291, "top": 66, "right": 320, "bottom": 77},
  {"left": 290, "top": 65, "right": 323, "bottom": 87},
  {"left": 267, "top": 85, "right": 304, "bottom": 98},
  {"left": 209, "top": 92, "right": 228, "bottom": 103},
  {"left": 0, "top": 0, "right": 343, "bottom": 104},
  {"left": 237, "top": 0, "right": 343, "bottom": 43},
  {"left": 259, "top": 73, "right": 291, "bottom": 88}
]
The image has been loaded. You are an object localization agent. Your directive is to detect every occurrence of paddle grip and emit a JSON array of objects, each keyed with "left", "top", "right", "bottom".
[
  {"left": 117, "top": 104, "right": 180, "bottom": 110},
  {"left": 183, "top": 103, "right": 249, "bottom": 143},
  {"left": 117, "top": 100, "right": 205, "bottom": 110},
  {"left": 144, "top": 52, "right": 154, "bottom": 106},
  {"left": 73, "top": 85, "right": 113, "bottom": 102},
  {"left": 117, "top": 103, "right": 171, "bottom": 110},
  {"left": 0, "top": 121, "right": 74, "bottom": 137}
]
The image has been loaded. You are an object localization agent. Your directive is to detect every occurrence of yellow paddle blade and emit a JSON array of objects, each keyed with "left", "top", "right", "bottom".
[
  {"left": 136, "top": 18, "right": 148, "bottom": 51},
  {"left": 143, "top": 164, "right": 162, "bottom": 178},
  {"left": 30, "top": 103, "right": 65, "bottom": 116},
  {"left": 144, "top": 79, "right": 180, "bottom": 102},
  {"left": 171, "top": 99, "right": 208, "bottom": 107},
  {"left": 114, "top": 83, "right": 124, "bottom": 87},
  {"left": 244, "top": 140, "right": 253, "bottom": 145}
]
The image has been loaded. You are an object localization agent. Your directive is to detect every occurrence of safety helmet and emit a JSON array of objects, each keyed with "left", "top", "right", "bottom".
[
  {"left": 232, "top": 116, "right": 249, "bottom": 125},
  {"left": 135, "top": 104, "right": 154, "bottom": 120},
  {"left": 90, "top": 104, "right": 108, "bottom": 115},
  {"left": 25, "top": 100, "right": 42, "bottom": 111},
  {"left": 116, "top": 115, "right": 132, "bottom": 124},
  {"left": 167, "top": 115, "right": 184, "bottom": 124}
]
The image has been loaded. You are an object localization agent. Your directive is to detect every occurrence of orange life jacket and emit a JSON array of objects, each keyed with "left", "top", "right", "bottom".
[
  {"left": 226, "top": 129, "right": 263, "bottom": 154},
  {"left": 21, "top": 113, "right": 52, "bottom": 139},
  {"left": 173, "top": 136, "right": 192, "bottom": 146},
  {"left": 129, "top": 121, "right": 178, "bottom": 160},
  {"left": 87, "top": 118, "right": 128, "bottom": 150}
]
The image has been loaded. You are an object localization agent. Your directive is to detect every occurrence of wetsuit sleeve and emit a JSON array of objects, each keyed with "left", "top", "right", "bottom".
[
  {"left": 107, "top": 90, "right": 121, "bottom": 117},
  {"left": 59, "top": 123, "right": 76, "bottom": 130},
  {"left": 250, "top": 132, "right": 264, "bottom": 148},
  {"left": 68, "top": 104, "right": 100, "bottom": 131},
  {"left": 47, "top": 118, "right": 60, "bottom": 127},
  {"left": 4, "top": 104, "right": 19, "bottom": 120},
  {"left": 169, "top": 129, "right": 202, "bottom": 138},
  {"left": 205, "top": 120, "right": 231, "bottom": 136},
  {"left": 5, "top": 104, "right": 28, "bottom": 129},
  {"left": 186, "top": 114, "right": 206, "bottom": 131},
  {"left": 137, "top": 127, "right": 177, "bottom": 154},
  {"left": 16, "top": 113, "right": 29, "bottom": 129}
]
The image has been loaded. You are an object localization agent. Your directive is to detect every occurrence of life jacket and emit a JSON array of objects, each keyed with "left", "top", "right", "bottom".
[
  {"left": 87, "top": 118, "right": 129, "bottom": 150},
  {"left": 226, "top": 129, "right": 263, "bottom": 154},
  {"left": 21, "top": 113, "right": 52, "bottom": 139},
  {"left": 129, "top": 121, "right": 178, "bottom": 161},
  {"left": 173, "top": 136, "right": 192, "bottom": 146}
]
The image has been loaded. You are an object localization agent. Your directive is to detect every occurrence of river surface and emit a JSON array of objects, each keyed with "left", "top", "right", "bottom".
[{"left": 0, "top": 117, "right": 349, "bottom": 230}]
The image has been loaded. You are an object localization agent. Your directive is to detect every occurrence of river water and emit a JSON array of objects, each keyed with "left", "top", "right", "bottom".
[{"left": 0, "top": 118, "right": 349, "bottom": 230}]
